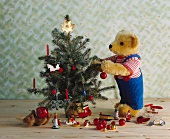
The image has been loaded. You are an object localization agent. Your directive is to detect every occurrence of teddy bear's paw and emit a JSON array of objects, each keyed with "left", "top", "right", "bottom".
[
  {"left": 92, "top": 59, "right": 101, "bottom": 64},
  {"left": 101, "top": 60, "right": 112, "bottom": 73},
  {"left": 118, "top": 104, "right": 139, "bottom": 117}
]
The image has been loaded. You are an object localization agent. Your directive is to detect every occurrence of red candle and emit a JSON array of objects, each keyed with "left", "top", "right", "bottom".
[
  {"left": 33, "top": 78, "right": 36, "bottom": 89},
  {"left": 65, "top": 89, "right": 68, "bottom": 100},
  {"left": 46, "top": 44, "right": 49, "bottom": 56}
]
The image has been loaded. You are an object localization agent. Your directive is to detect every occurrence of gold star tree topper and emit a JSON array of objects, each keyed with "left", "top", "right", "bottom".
[{"left": 61, "top": 15, "right": 75, "bottom": 34}]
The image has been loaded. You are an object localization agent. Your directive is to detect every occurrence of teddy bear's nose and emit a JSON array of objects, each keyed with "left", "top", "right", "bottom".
[{"left": 109, "top": 44, "right": 112, "bottom": 49}]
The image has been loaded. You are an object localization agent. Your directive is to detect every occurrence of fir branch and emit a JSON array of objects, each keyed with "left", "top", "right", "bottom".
[
  {"left": 71, "top": 36, "right": 83, "bottom": 45},
  {"left": 98, "top": 86, "right": 115, "bottom": 92},
  {"left": 75, "top": 38, "right": 90, "bottom": 52},
  {"left": 83, "top": 48, "right": 91, "bottom": 58},
  {"left": 52, "top": 39, "right": 67, "bottom": 52}
]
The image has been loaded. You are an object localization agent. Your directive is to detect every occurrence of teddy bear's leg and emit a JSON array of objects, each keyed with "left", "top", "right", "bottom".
[
  {"left": 118, "top": 103, "right": 139, "bottom": 117},
  {"left": 115, "top": 75, "right": 143, "bottom": 117}
]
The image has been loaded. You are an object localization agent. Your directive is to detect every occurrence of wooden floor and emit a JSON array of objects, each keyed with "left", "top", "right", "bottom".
[{"left": 0, "top": 99, "right": 170, "bottom": 139}]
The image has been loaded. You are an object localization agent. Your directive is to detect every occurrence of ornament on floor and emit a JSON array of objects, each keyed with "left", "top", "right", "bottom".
[
  {"left": 83, "top": 120, "right": 90, "bottom": 127},
  {"left": 47, "top": 64, "right": 60, "bottom": 72},
  {"left": 100, "top": 71, "right": 107, "bottom": 79},
  {"left": 93, "top": 118, "right": 116, "bottom": 131},
  {"left": 144, "top": 104, "right": 165, "bottom": 126},
  {"left": 36, "top": 106, "right": 48, "bottom": 119},
  {"left": 126, "top": 110, "right": 131, "bottom": 122},
  {"left": 52, "top": 112, "right": 60, "bottom": 129},
  {"left": 106, "top": 124, "right": 116, "bottom": 130},
  {"left": 78, "top": 105, "right": 92, "bottom": 118},
  {"left": 144, "top": 104, "right": 163, "bottom": 114},
  {"left": 114, "top": 108, "right": 119, "bottom": 120},
  {"left": 136, "top": 116, "right": 150, "bottom": 124},
  {"left": 148, "top": 119, "right": 165, "bottom": 126},
  {"left": 119, "top": 119, "right": 126, "bottom": 126},
  {"left": 23, "top": 107, "right": 52, "bottom": 126},
  {"left": 72, "top": 122, "right": 81, "bottom": 127},
  {"left": 99, "top": 112, "right": 113, "bottom": 121},
  {"left": 64, "top": 114, "right": 77, "bottom": 125}
]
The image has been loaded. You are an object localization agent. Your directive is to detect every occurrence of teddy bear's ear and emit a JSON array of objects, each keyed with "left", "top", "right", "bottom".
[{"left": 130, "top": 35, "right": 139, "bottom": 48}]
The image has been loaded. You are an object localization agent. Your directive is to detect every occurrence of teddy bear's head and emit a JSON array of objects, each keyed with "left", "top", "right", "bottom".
[
  {"left": 109, "top": 30, "right": 139, "bottom": 56},
  {"left": 23, "top": 110, "right": 36, "bottom": 126}
]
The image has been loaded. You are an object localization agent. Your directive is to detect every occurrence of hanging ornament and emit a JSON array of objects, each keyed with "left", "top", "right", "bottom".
[
  {"left": 58, "top": 67, "right": 64, "bottom": 73},
  {"left": 72, "top": 65, "right": 76, "bottom": 70},
  {"left": 61, "top": 15, "right": 75, "bottom": 34},
  {"left": 100, "top": 71, "right": 107, "bottom": 79},
  {"left": 47, "top": 64, "right": 60, "bottom": 72},
  {"left": 36, "top": 107, "right": 48, "bottom": 119},
  {"left": 88, "top": 95, "right": 93, "bottom": 101},
  {"left": 83, "top": 90, "right": 86, "bottom": 96},
  {"left": 51, "top": 89, "right": 57, "bottom": 95},
  {"left": 65, "top": 89, "right": 69, "bottom": 100}
]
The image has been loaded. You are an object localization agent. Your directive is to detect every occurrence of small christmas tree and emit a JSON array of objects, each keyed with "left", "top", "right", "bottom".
[{"left": 28, "top": 15, "right": 115, "bottom": 117}]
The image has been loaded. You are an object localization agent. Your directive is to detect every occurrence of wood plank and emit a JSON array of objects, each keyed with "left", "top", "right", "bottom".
[{"left": 0, "top": 99, "right": 170, "bottom": 139}]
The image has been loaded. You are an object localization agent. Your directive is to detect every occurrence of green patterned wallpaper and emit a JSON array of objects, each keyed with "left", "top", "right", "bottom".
[{"left": 0, "top": 0, "right": 170, "bottom": 99}]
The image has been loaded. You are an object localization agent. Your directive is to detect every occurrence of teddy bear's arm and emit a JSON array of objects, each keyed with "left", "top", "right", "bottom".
[{"left": 101, "top": 60, "right": 130, "bottom": 76}]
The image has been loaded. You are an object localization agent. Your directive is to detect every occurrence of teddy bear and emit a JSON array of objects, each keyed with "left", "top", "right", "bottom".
[
  {"left": 94, "top": 30, "right": 143, "bottom": 117},
  {"left": 23, "top": 109, "right": 52, "bottom": 127}
]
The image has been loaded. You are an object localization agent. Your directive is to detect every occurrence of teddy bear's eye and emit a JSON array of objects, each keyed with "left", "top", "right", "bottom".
[{"left": 120, "top": 42, "right": 124, "bottom": 46}]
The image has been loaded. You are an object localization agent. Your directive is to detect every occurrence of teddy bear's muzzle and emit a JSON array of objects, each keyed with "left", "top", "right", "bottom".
[{"left": 109, "top": 44, "right": 112, "bottom": 49}]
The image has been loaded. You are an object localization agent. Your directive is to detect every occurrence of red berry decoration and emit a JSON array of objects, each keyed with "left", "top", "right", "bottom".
[
  {"left": 36, "top": 107, "right": 48, "bottom": 119},
  {"left": 100, "top": 71, "right": 107, "bottom": 79},
  {"left": 107, "top": 124, "right": 112, "bottom": 130},
  {"left": 51, "top": 89, "right": 56, "bottom": 95},
  {"left": 101, "top": 119, "right": 107, "bottom": 127},
  {"left": 119, "top": 119, "right": 126, "bottom": 126},
  {"left": 93, "top": 118, "right": 99, "bottom": 126},
  {"left": 96, "top": 123, "right": 104, "bottom": 130},
  {"left": 88, "top": 95, "right": 93, "bottom": 101},
  {"left": 72, "top": 65, "right": 76, "bottom": 70},
  {"left": 111, "top": 121, "right": 116, "bottom": 126},
  {"left": 58, "top": 67, "right": 64, "bottom": 73}
]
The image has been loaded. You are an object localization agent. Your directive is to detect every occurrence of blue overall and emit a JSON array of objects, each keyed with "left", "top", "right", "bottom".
[{"left": 115, "top": 54, "right": 143, "bottom": 110}]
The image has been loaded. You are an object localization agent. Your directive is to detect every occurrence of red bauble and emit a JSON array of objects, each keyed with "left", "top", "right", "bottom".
[
  {"left": 96, "top": 123, "right": 104, "bottom": 130},
  {"left": 100, "top": 71, "right": 107, "bottom": 79},
  {"left": 119, "top": 119, "right": 126, "bottom": 126},
  {"left": 107, "top": 124, "right": 111, "bottom": 130},
  {"left": 72, "top": 65, "right": 76, "bottom": 70},
  {"left": 51, "top": 89, "right": 56, "bottom": 95},
  {"left": 88, "top": 95, "right": 93, "bottom": 101},
  {"left": 111, "top": 121, "right": 116, "bottom": 126},
  {"left": 101, "top": 119, "right": 107, "bottom": 126},
  {"left": 93, "top": 118, "right": 99, "bottom": 126},
  {"left": 36, "top": 107, "right": 48, "bottom": 119},
  {"left": 58, "top": 67, "right": 64, "bottom": 73}
]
